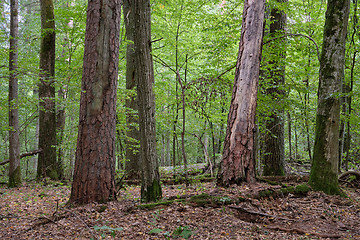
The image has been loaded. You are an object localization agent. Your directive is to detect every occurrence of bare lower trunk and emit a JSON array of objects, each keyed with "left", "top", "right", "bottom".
[
  {"left": 56, "top": 87, "right": 66, "bottom": 180},
  {"left": 262, "top": 0, "right": 287, "bottom": 176},
  {"left": 287, "top": 112, "right": 292, "bottom": 161},
  {"left": 217, "top": 0, "right": 265, "bottom": 186},
  {"left": 134, "top": 0, "right": 162, "bottom": 202},
  {"left": 37, "top": 0, "right": 57, "bottom": 180},
  {"left": 8, "top": 0, "right": 21, "bottom": 187},
  {"left": 309, "top": 0, "right": 350, "bottom": 195},
  {"left": 124, "top": 0, "right": 141, "bottom": 180},
  {"left": 69, "top": 0, "right": 121, "bottom": 204}
]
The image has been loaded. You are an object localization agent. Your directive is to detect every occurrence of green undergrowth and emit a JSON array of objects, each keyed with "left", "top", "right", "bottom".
[{"left": 258, "top": 183, "right": 312, "bottom": 198}]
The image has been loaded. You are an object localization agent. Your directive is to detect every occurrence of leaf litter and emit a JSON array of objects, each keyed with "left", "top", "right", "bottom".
[{"left": 0, "top": 179, "right": 359, "bottom": 239}]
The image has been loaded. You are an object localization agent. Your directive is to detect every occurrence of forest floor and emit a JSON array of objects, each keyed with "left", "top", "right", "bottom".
[{"left": 0, "top": 175, "right": 360, "bottom": 240}]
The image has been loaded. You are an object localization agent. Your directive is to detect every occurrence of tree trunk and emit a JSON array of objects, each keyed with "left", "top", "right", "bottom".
[
  {"left": 55, "top": 1, "right": 71, "bottom": 180},
  {"left": 178, "top": 72, "right": 188, "bottom": 183},
  {"left": 262, "top": 0, "right": 287, "bottom": 176},
  {"left": 123, "top": 0, "right": 141, "bottom": 180},
  {"left": 294, "top": 120, "right": 298, "bottom": 159},
  {"left": 287, "top": 111, "right": 292, "bottom": 161},
  {"left": 309, "top": 0, "right": 350, "bottom": 195},
  {"left": 217, "top": 0, "right": 265, "bottom": 186},
  {"left": 69, "top": 0, "right": 121, "bottom": 205},
  {"left": 8, "top": 0, "right": 21, "bottom": 187},
  {"left": 56, "top": 87, "right": 66, "bottom": 180},
  {"left": 37, "top": 0, "right": 57, "bottom": 180},
  {"left": 134, "top": 0, "right": 162, "bottom": 202}
]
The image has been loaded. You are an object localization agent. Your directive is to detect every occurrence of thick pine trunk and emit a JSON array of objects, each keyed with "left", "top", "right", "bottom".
[
  {"left": 217, "top": 0, "right": 265, "bottom": 186},
  {"left": 123, "top": 0, "right": 141, "bottom": 180},
  {"left": 262, "top": 0, "right": 287, "bottom": 176},
  {"left": 309, "top": 0, "right": 350, "bottom": 195},
  {"left": 134, "top": 0, "right": 162, "bottom": 202},
  {"left": 8, "top": 0, "right": 21, "bottom": 187},
  {"left": 37, "top": 0, "right": 57, "bottom": 180},
  {"left": 69, "top": 0, "right": 121, "bottom": 204}
]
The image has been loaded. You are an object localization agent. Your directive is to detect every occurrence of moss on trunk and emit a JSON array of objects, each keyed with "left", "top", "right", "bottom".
[
  {"left": 141, "top": 179, "right": 162, "bottom": 202},
  {"left": 308, "top": 0, "right": 349, "bottom": 196},
  {"left": 8, "top": 166, "right": 21, "bottom": 188},
  {"left": 309, "top": 113, "right": 341, "bottom": 195}
]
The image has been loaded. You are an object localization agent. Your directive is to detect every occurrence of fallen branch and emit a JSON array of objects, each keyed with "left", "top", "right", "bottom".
[
  {"left": 263, "top": 33, "right": 320, "bottom": 62},
  {"left": 0, "top": 214, "right": 19, "bottom": 219},
  {"left": 266, "top": 225, "right": 342, "bottom": 238},
  {"left": 0, "top": 149, "right": 42, "bottom": 166},
  {"left": 30, "top": 212, "right": 68, "bottom": 229},
  {"left": 338, "top": 179, "right": 356, "bottom": 188},
  {"left": 63, "top": 209, "right": 98, "bottom": 240},
  {"left": 339, "top": 170, "right": 360, "bottom": 179},
  {"left": 121, "top": 176, "right": 215, "bottom": 186},
  {"left": 228, "top": 205, "right": 292, "bottom": 221}
]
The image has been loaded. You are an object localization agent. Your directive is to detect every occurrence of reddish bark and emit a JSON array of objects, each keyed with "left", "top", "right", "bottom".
[
  {"left": 217, "top": 0, "right": 265, "bottom": 186},
  {"left": 69, "top": 0, "right": 121, "bottom": 204}
]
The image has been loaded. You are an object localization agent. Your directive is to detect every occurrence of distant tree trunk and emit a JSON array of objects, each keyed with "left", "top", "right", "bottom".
[
  {"left": 177, "top": 71, "right": 188, "bottom": 182},
  {"left": 342, "top": 3, "right": 357, "bottom": 171},
  {"left": 8, "top": 0, "right": 21, "bottom": 187},
  {"left": 217, "top": 0, "right": 265, "bottom": 186},
  {"left": 123, "top": 0, "right": 141, "bottom": 180},
  {"left": 56, "top": 87, "right": 66, "bottom": 180},
  {"left": 304, "top": 55, "right": 312, "bottom": 163},
  {"left": 56, "top": 1, "right": 71, "bottom": 180},
  {"left": 294, "top": 121, "right": 298, "bottom": 159},
  {"left": 338, "top": 96, "right": 346, "bottom": 170},
  {"left": 69, "top": 0, "right": 121, "bottom": 205},
  {"left": 344, "top": 51, "right": 355, "bottom": 171},
  {"left": 166, "top": 134, "right": 171, "bottom": 166},
  {"left": 37, "top": 0, "right": 57, "bottom": 180},
  {"left": 134, "top": 0, "right": 162, "bottom": 202},
  {"left": 309, "top": 0, "right": 350, "bottom": 195},
  {"left": 287, "top": 111, "right": 292, "bottom": 161},
  {"left": 262, "top": 0, "right": 287, "bottom": 176}
]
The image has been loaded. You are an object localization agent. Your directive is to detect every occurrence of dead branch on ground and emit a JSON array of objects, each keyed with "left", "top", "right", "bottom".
[{"left": 266, "top": 225, "right": 342, "bottom": 238}]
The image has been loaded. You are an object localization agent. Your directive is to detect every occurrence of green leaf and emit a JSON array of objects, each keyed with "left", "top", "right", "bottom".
[
  {"left": 93, "top": 225, "right": 123, "bottom": 231},
  {"left": 149, "top": 228, "right": 163, "bottom": 234},
  {"left": 172, "top": 226, "right": 193, "bottom": 239}
]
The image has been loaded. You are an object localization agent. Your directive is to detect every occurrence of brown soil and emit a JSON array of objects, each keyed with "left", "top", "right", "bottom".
[{"left": 0, "top": 180, "right": 359, "bottom": 239}]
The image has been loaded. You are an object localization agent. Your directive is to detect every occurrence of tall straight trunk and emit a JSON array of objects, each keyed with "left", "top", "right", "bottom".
[
  {"left": 178, "top": 72, "right": 188, "bottom": 182},
  {"left": 338, "top": 96, "right": 346, "bottom": 170},
  {"left": 37, "top": 0, "right": 57, "bottom": 180},
  {"left": 287, "top": 111, "right": 292, "bottom": 161},
  {"left": 343, "top": 3, "right": 357, "bottom": 171},
  {"left": 123, "top": 0, "right": 141, "bottom": 180},
  {"left": 134, "top": 0, "right": 162, "bottom": 202},
  {"left": 309, "top": 0, "right": 350, "bottom": 195},
  {"left": 304, "top": 73, "right": 312, "bottom": 163},
  {"left": 294, "top": 121, "right": 298, "bottom": 159},
  {"left": 262, "top": 0, "right": 287, "bottom": 176},
  {"left": 166, "top": 134, "right": 171, "bottom": 166},
  {"left": 69, "top": 0, "right": 121, "bottom": 204},
  {"left": 217, "top": 0, "right": 265, "bottom": 186},
  {"left": 8, "top": 0, "right": 21, "bottom": 187},
  {"left": 344, "top": 51, "right": 355, "bottom": 171},
  {"left": 55, "top": 1, "right": 71, "bottom": 180},
  {"left": 56, "top": 87, "right": 66, "bottom": 180}
]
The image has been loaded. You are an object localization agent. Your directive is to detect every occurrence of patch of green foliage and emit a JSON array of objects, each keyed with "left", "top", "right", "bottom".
[
  {"left": 138, "top": 200, "right": 174, "bottom": 210},
  {"left": 172, "top": 226, "right": 193, "bottom": 239},
  {"left": 92, "top": 225, "right": 123, "bottom": 238}
]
